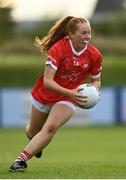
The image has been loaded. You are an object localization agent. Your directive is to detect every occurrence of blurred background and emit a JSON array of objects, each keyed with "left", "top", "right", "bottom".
[
  {"left": 0, "top": 1, "right": 126, "bottom": 178},
  {"left": 0, "top": 0, "right": 126, "bottom": 127}
]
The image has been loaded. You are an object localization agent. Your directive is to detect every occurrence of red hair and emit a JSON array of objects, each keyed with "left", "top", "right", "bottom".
[{"left": 35, "top": 16, "right": 89, "bottom": 53}]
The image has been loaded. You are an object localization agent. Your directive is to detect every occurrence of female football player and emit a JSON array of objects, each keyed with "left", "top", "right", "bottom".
[{"left": 9, "top": 16, "right": 102, "bottom": 172}]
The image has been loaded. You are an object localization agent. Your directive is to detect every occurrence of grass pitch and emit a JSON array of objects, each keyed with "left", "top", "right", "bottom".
[{"left": 0, "top": 126, "right": 126, "bottom": 179}]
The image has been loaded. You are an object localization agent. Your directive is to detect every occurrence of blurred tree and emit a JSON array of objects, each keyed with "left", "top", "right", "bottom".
[
  {"left": 92, "top": 12, "right": 126, "bottom": 37},
  {"left": 0, "top": 0, "right": 15, "bottom": 43},
  {"left": 24, "top": 19, "right": 58, "bottom": 40}
]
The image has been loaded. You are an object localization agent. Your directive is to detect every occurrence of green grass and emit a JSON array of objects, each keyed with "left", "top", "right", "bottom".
[
  {"left": 0, "top": 126, "right": 126, "bottom": 178},
  {"left": 0, "top": 53, "right": 126, "bottom": 87}
]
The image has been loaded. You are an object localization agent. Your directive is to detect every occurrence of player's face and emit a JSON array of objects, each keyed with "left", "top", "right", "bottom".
[{"left": 70, "top": 22, "right": 91, "bottom": 50}]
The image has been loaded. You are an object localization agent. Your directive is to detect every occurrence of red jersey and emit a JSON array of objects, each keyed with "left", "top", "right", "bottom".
[{"left": 31, "top": 37, "right": 102, "bottom": 105}]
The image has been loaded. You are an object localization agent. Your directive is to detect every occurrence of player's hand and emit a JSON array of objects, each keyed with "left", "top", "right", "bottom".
[{"left": 68, "top": 88, "right": 87, "bottom": 102}]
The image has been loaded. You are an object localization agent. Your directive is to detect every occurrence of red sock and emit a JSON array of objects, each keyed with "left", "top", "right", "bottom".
[{"left": 16, "top": 150, "right": 32, "bottom": 162}]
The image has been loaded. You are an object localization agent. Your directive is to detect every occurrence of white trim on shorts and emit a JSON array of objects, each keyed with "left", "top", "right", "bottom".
[
  {"left": 56, "top": 101, "right": 76, "bottom": 111},
  {"left": 31, "top": 96, "right": 52, "bottom": 113},
  {"left": 31, "top": 96, "right": 76, "bottom": 113}
]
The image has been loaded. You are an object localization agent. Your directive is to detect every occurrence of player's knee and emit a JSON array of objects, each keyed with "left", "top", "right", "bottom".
[{"left": 46, "top": 123, "right": 60, "bottom": 134}]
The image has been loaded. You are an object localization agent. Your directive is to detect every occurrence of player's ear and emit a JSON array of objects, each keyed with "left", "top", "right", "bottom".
[{"left": 68, "top": 32, "right": 73, "bottom": 39}]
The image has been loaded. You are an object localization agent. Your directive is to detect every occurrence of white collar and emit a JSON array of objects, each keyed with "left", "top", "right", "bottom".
[{"left": 69, "top": 39, "right": 87, "bottom": 56}]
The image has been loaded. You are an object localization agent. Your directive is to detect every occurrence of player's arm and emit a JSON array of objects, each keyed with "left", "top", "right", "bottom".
[
  {"left": 43, "top": 65, "right": 71, "bottom": 96},
  {"left": 90, "top": 52, "right": 102, "bottom": 91},
  {"left": 43, "top": 65, "right": 85, "bottom": 101},
  {"left": 90, "top": 77, "right": 101, "bottom": 91}
]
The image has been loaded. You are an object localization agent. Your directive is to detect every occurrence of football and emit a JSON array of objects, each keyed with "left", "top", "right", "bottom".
[{"left": 76, "top": 83, "right": 100, "bottom": 109}]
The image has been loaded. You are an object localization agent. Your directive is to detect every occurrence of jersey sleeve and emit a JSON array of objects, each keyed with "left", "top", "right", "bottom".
[
  {"left": 45, "top": 41, "right": 64, "bottom": 71},
  {"left": 90, "top": 53, "right": 102, "bottom": 79}
]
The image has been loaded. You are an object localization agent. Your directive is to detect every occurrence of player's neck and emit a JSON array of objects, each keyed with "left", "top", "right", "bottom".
[{"left": 71, "top": 40, "right": 86, "bottom": 52}]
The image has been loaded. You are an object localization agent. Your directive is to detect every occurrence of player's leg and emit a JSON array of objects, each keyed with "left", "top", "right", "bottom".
[
  {"left": 9, "top": 104, "right": 49, "bottom": 172},
  {"left": 23, "top": 102, "right": 75, "bottom": 156},
  {"left": 25, "top": 104, "right": 48, "bottom": 140},
  {"left": 9, "top": 102, "right": 76, "bottom": 172},
  {"left": 26, "top": 104, "right": 49, "bottom": 158}
]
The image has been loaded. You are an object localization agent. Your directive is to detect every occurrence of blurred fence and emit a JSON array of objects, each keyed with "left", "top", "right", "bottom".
[{"left": 0, "top": 87, "right": 126, "bottom": 127}]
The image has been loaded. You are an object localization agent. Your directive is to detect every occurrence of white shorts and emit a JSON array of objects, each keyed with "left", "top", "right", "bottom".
[{"left": 31, "top": 96, "right": 77, "bottom": 113}]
